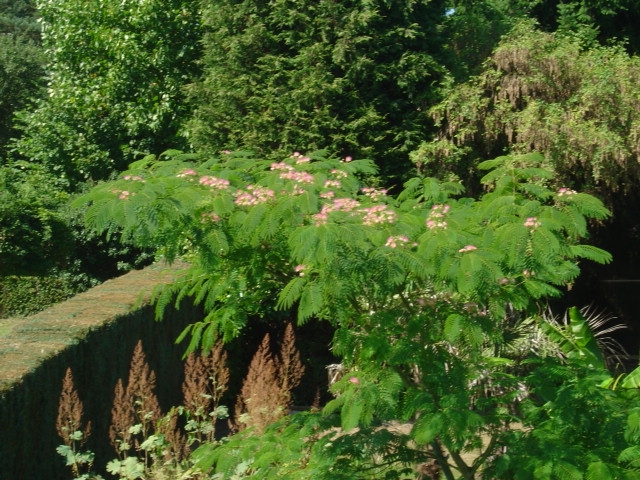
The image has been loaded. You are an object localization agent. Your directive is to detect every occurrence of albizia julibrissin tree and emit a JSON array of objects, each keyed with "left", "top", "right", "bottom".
[{"left": 73, "top": 149, "right": 640, "bottom": 478}]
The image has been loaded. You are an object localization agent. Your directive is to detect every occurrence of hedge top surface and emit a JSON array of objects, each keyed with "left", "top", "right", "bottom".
[{"left": 0, "top": 262, "right": 187, "bottom": 393}]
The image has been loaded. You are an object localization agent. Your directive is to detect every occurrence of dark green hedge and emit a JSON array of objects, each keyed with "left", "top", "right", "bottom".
[{"left": 0, "top": 276, "right": 74, "bottom": 318}]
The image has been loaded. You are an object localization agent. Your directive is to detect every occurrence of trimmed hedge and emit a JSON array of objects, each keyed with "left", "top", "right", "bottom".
[
  {"left": 0, "top": 263, "right": 195, "bottom": 479},
  {"left": 0, "top": 275, "right": 74, "bottom": 318}
]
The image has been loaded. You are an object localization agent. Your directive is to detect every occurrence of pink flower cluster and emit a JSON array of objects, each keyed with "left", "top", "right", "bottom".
[
  {"left": 115, "top": 190, "right": 135, "bottom": 200},
  {"left": 328, "top": 198, "right": 361, "bottom": 212},
  {"left": 294, "top": 264, "right": 307, "bottom": 276},
  {"left": 324, "top": 179, "right": 341, "bottom": 189},
  {"left": 199, "top": 176, "right": 230, "bottom": 190},
  {"left": 290, "top": 152, "right": 311, "bottom": 164},
  {"left": 362, "top": 204, "right": 397, "bottom": 226},
  {"left": 270, "top": 161, "right": 290, "bottom": 171},
  {"left": 123, "top": 174, "right": 144, "bottom": 182},
  {"left": 385, "top": 235, "right": 411, "bottom": 248},
  {"left": 234, "top": 185, "right": 275, "bottom": 206},
  {"left": 426, "top": 204, "right": 450, "bottom": 230},
  {"left": 280, "top": 170, "right": 315, "bottom": 184},
  {"left": 557, "top": 187, "right": 577, "bottom": 197},
  {"left": 297, "top": 157, "right": 311, "bottom": 164},
  {"left": 330, "top": 169, "right": 348, "bottom": 179},
  {"left": 523, "top": 217, "right": 541, "bottom": 229},
  {"left": 177, "top": 169, "right": 197, "bottom": 178},
  {"left": 271, "top": 161, "right": 315, "bottom": 185},
  {"left": 458, "top": 245, "right": 477, "bottom": 253},
  {"left": 361, "top": 187, "right": 388, "bottom": 202},
  {"left": 313, "top": 198, "right": 361, "bottom": 225},
  {"left": 320, "top": 191, "right": 335, "bottom": 199},
  {"left": 201, "top": 212, "right": 221, "bottom": 223}
]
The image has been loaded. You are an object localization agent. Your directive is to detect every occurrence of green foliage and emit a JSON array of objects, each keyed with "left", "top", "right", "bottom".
[
  {"left": 0, "top": 31, "right": 45, "bottom": 158},
  {"left": 192, "top": 411, "right": 419, "bottom": 479},
  {"left": 0, "top": 0, "right": 41, "bottom": 40},
  {"left": 423, "top": 20, "right": 640, "bottom": 203},
  {"left": 0, "top": 161, "right": 153, "bottom": 316},
  {"left": 189, "top": 0, "right": 450, "bottom": 184},
  {"left": 486, "top": 361, "right": 639, "bottom": 479},
  {"left": 76, "top": 150, "right": 622, "bottom": 478},
  {"left": 483, "top": 308, "right": 640, "bottom": 478},
  {"left": 441, "top": 0, "right": 534, "bottom": 80},
  {"left": 0, "top": 274, "right": 72, "bottom": 317},
  {"left": 13, "top": 0, "right": 202, "bottom": 186},
  {"left": 56, "top": 439, "right": 104, "bottom": 480},
  {"left": 0, "top": 164, "right": 73, "bottom": 275},
  {"left": 531, "top": 0, "right": 640, "bottom": 54},
  {"left": 537, "top": 306, "right": 605, "bottom": 367}
]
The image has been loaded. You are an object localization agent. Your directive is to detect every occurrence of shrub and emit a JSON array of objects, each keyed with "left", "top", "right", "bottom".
[{"left": 0, "top": 275, "right": 73, "bottom": 318}]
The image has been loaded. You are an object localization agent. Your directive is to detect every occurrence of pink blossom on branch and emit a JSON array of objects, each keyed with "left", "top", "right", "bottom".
[
  {"left": 115, "top": 190, "right": 135, "bottom": 200},
  {"left": 426, "top": 204, "right": 450, "bottom": 230},
  {"left": 361, "top": 204, "right": 397, "bottom": 226},
  {"left": 385, "top": 235, "right": 411, "bottom": 248},
  {"left": 123, "top": 175, "right": 144, "bottom": 182},
  {"left": 523, "top": 217, "right": 541, "bottom": 229},
  {"left": 557, "top": 187, "right": 577, "bottom": 197},
  {"left": 361, "top": 187, "right": 388, "bottom": 201},
  {"left": 199, "top": 175, "right": 230, "bottom": 190},
  {"left": 234, "top": 185, "right": 275, "bottom": 206},
  {"left": 280, "top": 170, "right": 315, "bottom": 184},
  {"left": 201, "top": 212, "right": 221, "bottom": 223},
  {"left": 312, "top": 199, "right": 357, "bottom": 225},
  {"left": 177, "top": 169, "right": 197, "bottom": 178}
]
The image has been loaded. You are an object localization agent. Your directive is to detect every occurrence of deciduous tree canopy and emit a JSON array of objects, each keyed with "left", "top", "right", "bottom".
[{"left": 13, "top": 0, "right": 202, "bottom": 187}]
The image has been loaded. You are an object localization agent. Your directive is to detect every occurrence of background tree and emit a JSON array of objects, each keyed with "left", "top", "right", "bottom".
[
  {"left": 530, "top": 0, "right": 640, "bottom": 54},
  {"left": 0, "top": 0, "right": 45, "bottom": 159},
  {"left": 0, "top": 0, "right": 199, "bottom": 313},
  {"left": 418, "top": 21, "right": 640, "bottom": 197},
  {"left": 13, "top": 0, "right": 202, "bottom": 188},
  {"left": 441, "top": 0, "right": 534, "bottom": 80},
  {"left": 0, "top": 0, "right": 40, "bottom": 40},
  {"left": 189, "top": 0, "right": 450, "bottom": 186},
  {"left": 0, "top": 165, "right": 71, "bottom": 276}
]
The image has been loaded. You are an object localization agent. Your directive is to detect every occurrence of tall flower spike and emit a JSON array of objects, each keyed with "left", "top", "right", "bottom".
[
  {"left": 109, "top": 378, "right": 134, "bottom": 450},
  {"left": 57, "top": 368, "right": 91, "bottom": 445},
  {"left": 125, "top": 340, "right": 161, "bottom": 425}
]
